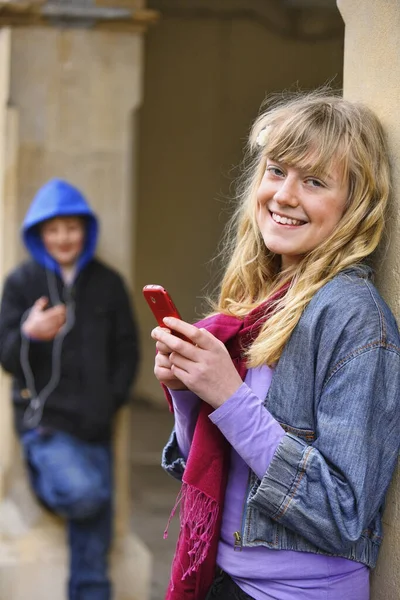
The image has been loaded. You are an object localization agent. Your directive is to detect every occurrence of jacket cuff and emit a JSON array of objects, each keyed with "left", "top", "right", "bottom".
[
  {"left": 161, "top": 428, "right": 186, "bottom": 481},
  {"left": 248, "top": 433, "right": 311, "bottom": 520}
]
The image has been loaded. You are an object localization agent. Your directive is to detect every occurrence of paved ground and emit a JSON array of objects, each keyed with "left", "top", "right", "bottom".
[{"left": 131, "top": 401, "right": 181, "bottom": 600}]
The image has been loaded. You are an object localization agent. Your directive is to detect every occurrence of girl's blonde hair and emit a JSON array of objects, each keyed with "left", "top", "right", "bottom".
[{"left": 215, "top": 90, "right": 391, "bottom": 367}]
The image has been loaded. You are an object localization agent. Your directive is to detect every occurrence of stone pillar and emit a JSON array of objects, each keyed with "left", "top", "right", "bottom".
[
  {"left": 337, "top": 1, "right": 400, "bottom": 598},
  {"left": 0, "top": 25, "right": 151, "bottom": 600},
  {"left": 0, "top": 29, "right": 13, "bottom": 502}
]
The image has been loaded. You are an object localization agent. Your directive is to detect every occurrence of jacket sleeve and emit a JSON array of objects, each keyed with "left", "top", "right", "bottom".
[
  {"left": 161, "top": 427, "right": 187, "bottom": 482},
  {"left": 109, "top": 276, "right": 140, "bottom": 409},
  {"left": 0, "top": 272, "right": 29, "bottom": 377},
  {"left": 248, "top": 345, "right": 400, "bottom": 554},
  {"left": 161, "top": 389, "right": 200, "bottom": 480}
]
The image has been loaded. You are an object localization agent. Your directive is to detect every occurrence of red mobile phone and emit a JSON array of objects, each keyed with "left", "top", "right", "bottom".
[
  {"left": 143, "top": 284, "right": 191, "bottom": 342},
  {"left": 142, "top": 284, "right": 182, "bottom": 327}
]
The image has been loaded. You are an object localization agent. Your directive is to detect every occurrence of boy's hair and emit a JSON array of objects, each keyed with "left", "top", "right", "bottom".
[
  {"left": 39, "top": 214, "right": 86, "bottom": 230},
  {"left": 214, "top": 90, "right": 390, "bottom": 366}
]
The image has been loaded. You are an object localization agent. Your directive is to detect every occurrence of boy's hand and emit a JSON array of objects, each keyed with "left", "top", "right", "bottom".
[{"left": 22, "top": 297, "right": 67, "bottom": 341}]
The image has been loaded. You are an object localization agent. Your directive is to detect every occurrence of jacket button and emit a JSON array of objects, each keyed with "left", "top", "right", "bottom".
[{"left": 20, "top": 388, "right": 31, "bottom": 399}]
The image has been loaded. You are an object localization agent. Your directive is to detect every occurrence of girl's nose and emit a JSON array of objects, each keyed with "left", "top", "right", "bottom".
[{"left": 274, "top": 176, "right": 299, "bottom": 207}]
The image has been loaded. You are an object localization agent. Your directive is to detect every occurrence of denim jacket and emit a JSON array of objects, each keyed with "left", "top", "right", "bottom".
[{"left": 162, "top": 268, "right": 400, "bottom": 568}]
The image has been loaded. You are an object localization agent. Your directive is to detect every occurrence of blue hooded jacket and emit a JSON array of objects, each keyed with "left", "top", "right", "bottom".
[
  {"left": 22, "top": 179, "right": 98, "bottom": 274},
  {"left": 0, "top": 178, "right": 139, "bottom": 442}
]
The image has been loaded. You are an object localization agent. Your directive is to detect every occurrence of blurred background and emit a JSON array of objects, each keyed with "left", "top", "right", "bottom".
[{"left": 135, "top": 0, "right": 344, "bottom": 407}]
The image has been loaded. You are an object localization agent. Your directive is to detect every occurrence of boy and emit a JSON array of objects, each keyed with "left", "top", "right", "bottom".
[{"left": 0, "top": 178, "right": 140, "bottom": 600}]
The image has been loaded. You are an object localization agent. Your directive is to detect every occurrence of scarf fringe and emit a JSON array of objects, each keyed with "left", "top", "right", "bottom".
[{"left": 165, "top": 482, "right": 219, "bottom": 587}]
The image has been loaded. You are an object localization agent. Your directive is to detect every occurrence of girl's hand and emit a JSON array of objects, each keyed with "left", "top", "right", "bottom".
[
  {"left": 151, "top": 317, "right": 243, "bottom": 409},
  {"left": 153, "top": 330, "right": 188, "bottom": 391}
]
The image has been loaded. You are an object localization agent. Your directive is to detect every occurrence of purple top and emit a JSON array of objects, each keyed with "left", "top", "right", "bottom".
[{"left": 170, "top": 365, "right": 369, "bottom": 600}]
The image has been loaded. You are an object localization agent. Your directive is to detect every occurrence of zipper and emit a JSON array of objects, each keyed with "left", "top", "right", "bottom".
[
  {"left": 233, "top": 530, "right": 242, "bottom": 551},
  {"left": 232, "top": 469, "right": 253, "bottom": 551}
]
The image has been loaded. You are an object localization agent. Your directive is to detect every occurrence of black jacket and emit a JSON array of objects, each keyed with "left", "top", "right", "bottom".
[{"left": 0, "top": 259, "right": 140, "bottom": 442}]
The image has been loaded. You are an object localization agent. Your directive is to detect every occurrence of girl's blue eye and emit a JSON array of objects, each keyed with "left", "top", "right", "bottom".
[
  {"left": 308, "top": 178, "right": 324, "bottom": 188},
  {"left": 267, "top": 166, "right": 284, "bottom": 177}
]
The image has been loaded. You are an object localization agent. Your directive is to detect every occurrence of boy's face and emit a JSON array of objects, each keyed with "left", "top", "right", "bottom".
[{"left": 41, "top": 216, "right": 85, "bottom": 268}]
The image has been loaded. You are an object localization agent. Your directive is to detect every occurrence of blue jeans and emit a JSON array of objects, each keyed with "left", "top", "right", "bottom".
[{"left": 21, "top": 428, "right": 113, "bottom": 600}]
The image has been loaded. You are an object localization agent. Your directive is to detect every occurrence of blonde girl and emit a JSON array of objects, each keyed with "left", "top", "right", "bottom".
[{"left": 152, "top": 91, "right": 400, "bottom": 600}]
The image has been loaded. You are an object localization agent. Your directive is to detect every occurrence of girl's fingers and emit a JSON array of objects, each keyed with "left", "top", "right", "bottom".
[
  {"left": 169, "top": 363, "right": 188, "bottom": 384},
  {"left": 155, "top": 340, "right": 174, "bottom": 355},
  {"left": 152, "top": 319, "right": 242, "bottom": 406},
  {"left": 168, "top": 351, "right": 192, "bottom": 373},
  {"left": 152, "top": 328, "right": 172, "bottom": 348},
  {"left": 162, "top": 318, "right": 209, "bottom": 347},
  {"left": 154, "top": 365, "right": 178, "bottom": 384},
  {"left": 162, "top": 318, "right": 219, "bottom": 351},
  {"left": 155, "top": 353, "right": 172, "bottom": 369},
  {"left": 152, "top": 326, "right": 201, "bottom": 361},
  {"left": 152, "top": 328, "right": 178, "bottom": 354},
  {"left": 151, "top": 326, "right": 171, "bottom": 340}
]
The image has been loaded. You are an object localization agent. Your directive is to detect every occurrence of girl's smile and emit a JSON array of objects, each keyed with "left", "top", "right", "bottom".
[
  {"left": 256, "top": 159, "right": 349, "bottom": 269},
  {"left": 270, "top": 211, "right": 308, "bottom": 227}
]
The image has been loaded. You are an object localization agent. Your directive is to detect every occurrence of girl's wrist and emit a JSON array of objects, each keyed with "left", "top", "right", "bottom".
[{"left": 209, "top": 381, "right": 243, "bottom": 409}]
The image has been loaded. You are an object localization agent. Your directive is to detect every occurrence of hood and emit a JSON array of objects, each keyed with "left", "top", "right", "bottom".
[{"left": 22, "top": 178, "right": 99, "bottom": 273}]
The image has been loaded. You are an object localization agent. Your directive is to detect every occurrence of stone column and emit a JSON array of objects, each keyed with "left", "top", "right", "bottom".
[
  {"left": 337, "top": 1, "right": 400, "bottom": 598},
  {"left": 0, "top": 24, "right": 151, "bottom": 600},
  {"left": 0, "top": 28, "right": 13, "bottom": 502}
]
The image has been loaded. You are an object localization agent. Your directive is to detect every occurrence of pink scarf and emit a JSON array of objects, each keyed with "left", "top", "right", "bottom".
[{"left": 163, "top": 285, "right": 289, "bottom": 600}]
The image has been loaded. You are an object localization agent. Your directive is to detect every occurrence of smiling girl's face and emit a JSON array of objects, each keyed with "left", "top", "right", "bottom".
[{"left": 256, "top": 157, "right": 349, "bottom": 269}]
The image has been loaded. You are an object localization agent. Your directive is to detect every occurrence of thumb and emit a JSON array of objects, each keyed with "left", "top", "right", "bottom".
[{"left": 33, "top": 296, "right": 48, "bottom": 311}]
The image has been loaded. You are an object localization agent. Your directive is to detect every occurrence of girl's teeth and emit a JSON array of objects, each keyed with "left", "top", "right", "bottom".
[{"left": 272, "top": 213, "right": 303, "bottom": 226}]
